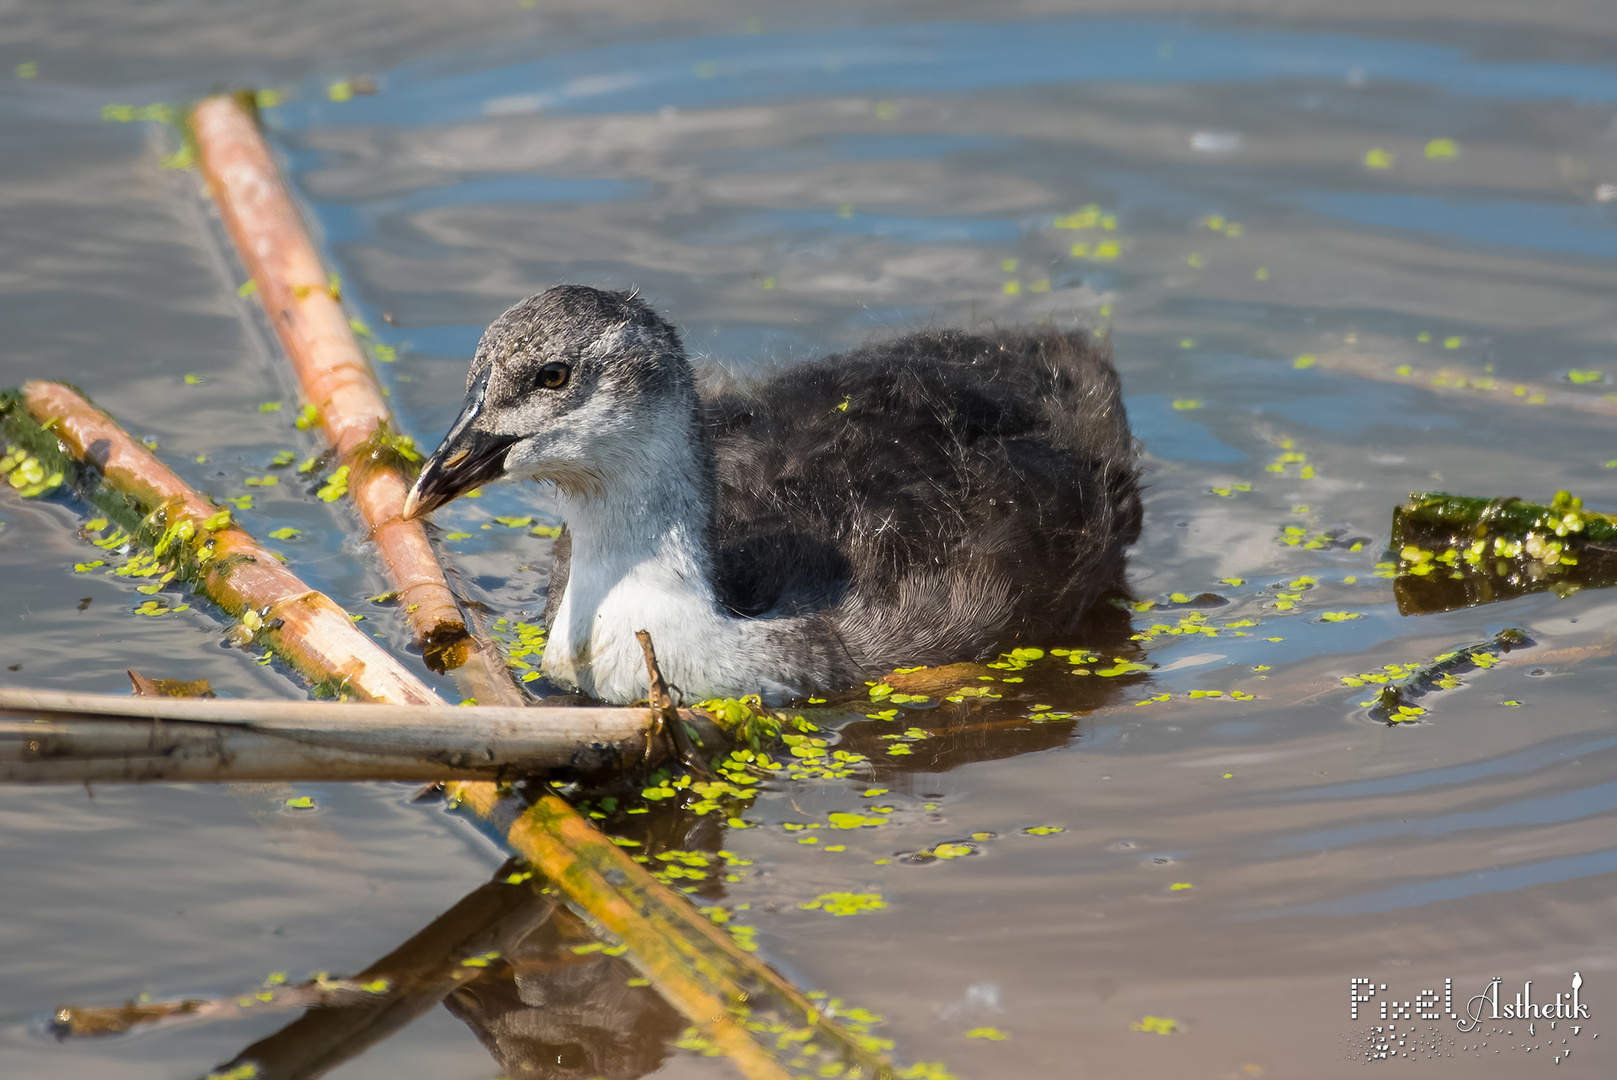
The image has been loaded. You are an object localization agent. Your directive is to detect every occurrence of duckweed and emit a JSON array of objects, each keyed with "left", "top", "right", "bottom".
[
  {"left": 797, "top": 892, "right": 887, "bottom": 916},
  {"left": 895, "top": 1065, "right": 956, "bottom": 1080},
  {"left": 316, "top": 466, "right": 349, "bottom": 502},
  {"left": 206, "top": 1065, "right": 260, "bottom": 1080},
  {"left": 828, "top": 812, "right": 887, "bottom": 830},
  {"left": 1130, "top": 1015, "right": 1179, "bottom": 1034},
  {"left": 134, "top": 600, "right": 189, "bottom": 616},
  {"left": 1264, "top": 439, "right": 1312, "bottom": 479},
  {"left": 0, "top": 447, "right": 63, "bottom": 498}
]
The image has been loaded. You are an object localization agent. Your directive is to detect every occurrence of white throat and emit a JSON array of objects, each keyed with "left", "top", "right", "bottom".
[{"left": 537, "top": 430, "right": 809, "bottom": 704}]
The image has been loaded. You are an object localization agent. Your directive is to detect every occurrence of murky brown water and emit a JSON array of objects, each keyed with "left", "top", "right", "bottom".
[{"left": 6, "top": 2, "right": 1617, "bottom": 1076}]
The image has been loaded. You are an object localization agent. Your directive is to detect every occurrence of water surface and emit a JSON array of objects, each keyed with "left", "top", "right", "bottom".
[{"left": 4, "top": 2, "right": 1617, "bottom": 1076}]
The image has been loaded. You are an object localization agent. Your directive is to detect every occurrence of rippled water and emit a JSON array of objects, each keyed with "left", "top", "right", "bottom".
[{"left": 5, "top": 2, "right": 1617, "bottom": 1076}]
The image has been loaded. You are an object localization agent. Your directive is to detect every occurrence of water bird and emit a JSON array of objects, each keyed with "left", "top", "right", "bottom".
[{"left": 404, "top": 286, "right": 1140, "bottom": 704}]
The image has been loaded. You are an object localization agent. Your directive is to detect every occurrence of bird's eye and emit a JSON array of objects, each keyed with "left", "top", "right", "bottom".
[{"left": 539, "top": 362, "right": 570, "bottom": 390}]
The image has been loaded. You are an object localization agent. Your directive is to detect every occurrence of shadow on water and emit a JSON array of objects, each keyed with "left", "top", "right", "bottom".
[{"left": 199, "top": 863, "right": 686, "bottom": 1080}]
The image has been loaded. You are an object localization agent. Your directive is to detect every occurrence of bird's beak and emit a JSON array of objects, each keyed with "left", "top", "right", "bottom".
[{"left": 402, "top": 371, "right": 518, "bottom": 520}]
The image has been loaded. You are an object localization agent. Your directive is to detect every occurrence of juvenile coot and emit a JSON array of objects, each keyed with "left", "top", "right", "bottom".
[{"left": 404, "top": 286, "right": 1140, "bottom": 704}]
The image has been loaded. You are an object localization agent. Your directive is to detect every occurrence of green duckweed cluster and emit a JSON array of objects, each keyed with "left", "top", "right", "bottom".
[
  {"left": 672, "top": 993, "right": 922, "bottom": 1078},
  {"left": 798, "top": 891, "right": 887, "bottom": 916},
  {"left": 71, "top": 517, "right": 198, "bottom": 615},
  {"left": 696, "top": 701, "right": 867, "bottom": 782},
  {"left": 315, "top": 464, "right": 349, "bottom": 502},
  {"left": 1277, "top": 521, "right": 1366, "bottom": 551},
  {"left": 1130, "top": 1015, "right": 1179, "bottom": 1035},
  {"left": 876, "top": 728, "right": 928, "bottom": 756},
  {"left": 940, "top": 683, "right": 1001, "bottom": 703},
  {"left": 206, "top": 1064, "right": 260, "bottom": 1080},
  {"left": 1052, "top": 203, "right": 1122, "bottom": 266},
  {"left": 491, "top": 617, "right": 547, "bottom": 682},
  {"left": 987, "top": 646, "right": 1045, "bottom": 671},
  {"left": 699, "top": 694, "right": 781, "bottom": 747},
  {"left": 629, "top": 847, "right": 754, "bottom": 889},
  {"left": 1130, "top": 610, "right": 1255, "bottom": 645},
  {"left": 1264, "top": 437, "right": 1315, "bottom": 479},
  {"left": 1048, "top": 647, "right": 1148, "bottom": 676},
  {"left": 866, "top": 681, "right": 930, "bottom": 706},
  {"left": 0, "top": 445, "right": 63, "bottom": 498},
  {"left": 1132, "top": 689, "right": 1257, "bottom": 706}
]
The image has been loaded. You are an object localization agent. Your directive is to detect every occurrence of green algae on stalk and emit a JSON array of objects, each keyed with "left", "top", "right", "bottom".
[
  {"left": 349, "top": 417, "right": 422, "bottom": 476},
  {"left": 1390, "top": 491, "right": 1617, "bottom": 614},
  {"left": 1395, "top": 491, "right": 1617, "bottom": 547},
  {"left": 1344, "top": 628, "right": 1530, "bottom": 724},
  {"left": 2, "top": 382, "right": 439, "bottom": 706}
]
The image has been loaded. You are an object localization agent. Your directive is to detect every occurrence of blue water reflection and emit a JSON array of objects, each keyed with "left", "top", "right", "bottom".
[
  {"left": 312, "top": 175, "right": 642, "bottom": 244},
  {"left": 1280, "top": 777, "right": 1617, "bottom": 852},
  {"left": 1256, "top": 848, "right": 1617, "bottom": 917},
  {"left": 271, "top": 19, "right": 1617, "bottom": 133},
  {"left": 1274, "top": 736, "right": 1617, "bottom": 803},
  {"left": 1127, "top": 393, "right": 1247, "bottom": 463},
  {"left": 1295, "top": 191, "right": 1617, "bottom": 263}
]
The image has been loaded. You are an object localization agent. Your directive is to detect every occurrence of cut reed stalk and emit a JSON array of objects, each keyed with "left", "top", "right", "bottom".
[
  {"left": 9, "top": 381, "right": 436, "bottom": 705},
  {"left": 0, "top": 689, "right": 656, "bottom": 784},
  {"left": 191, "top": 93, "right": 478, "bottom": 675}
]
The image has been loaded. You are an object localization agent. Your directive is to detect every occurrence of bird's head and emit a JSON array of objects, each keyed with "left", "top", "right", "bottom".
[{"left": 403, "top": 285, "right": 692, "bottom": 520}]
